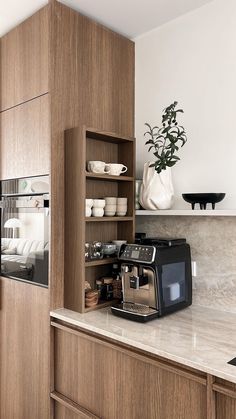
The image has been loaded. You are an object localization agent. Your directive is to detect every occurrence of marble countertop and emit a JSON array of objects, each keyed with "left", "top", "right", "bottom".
[{"left": 50, "top": 305, "right": 236, "bottom": 383}]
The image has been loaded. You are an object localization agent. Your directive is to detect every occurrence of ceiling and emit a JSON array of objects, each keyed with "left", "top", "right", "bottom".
[{"left": 0, "top": 0, "right": 214, "bottom": 38}]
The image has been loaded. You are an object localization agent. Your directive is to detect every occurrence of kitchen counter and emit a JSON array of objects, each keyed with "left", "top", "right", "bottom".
[{"left": 50, "top": 305, "right": 236, "bottom": 384}]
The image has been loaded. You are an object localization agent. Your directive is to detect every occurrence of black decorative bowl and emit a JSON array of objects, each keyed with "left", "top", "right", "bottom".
[{"left": 182, "top": 193, "right": 226, "bottom": 210}]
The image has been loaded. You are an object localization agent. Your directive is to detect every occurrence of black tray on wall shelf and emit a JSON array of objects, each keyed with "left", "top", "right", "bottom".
[{"left": 182, "top": 193, "right": 226, "bottom": 210}]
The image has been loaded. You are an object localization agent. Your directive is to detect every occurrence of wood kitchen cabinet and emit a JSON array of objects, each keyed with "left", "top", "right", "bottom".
[
  {"left": 64, "top": 127, "right": 135, "bottom": 313},
  {"left": 216, "top": 394, "right": 236, "bottom": 418},
  {"left": 0, "top": 94, "right": 50, "bottom": 179},
  {"left": 214, "top": 379, "right": 236, "bottom": 419},
  {"left": 54, "top": 404, "right": 85, "bottom": 419},
  {"left": 0, "top": 277, "right": 50, "bottom": 419},
  {"left": 0, "top": 6, "right": 49, "bottom": 111},
  {"left": 51, "top": 322, "right": 207, "bottom": 419}
]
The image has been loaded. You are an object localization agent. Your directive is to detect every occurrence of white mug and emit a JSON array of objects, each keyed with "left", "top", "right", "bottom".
[
  {"left": 87, "top": 161, "right": 110, "bottom": 174},
  {"left": 93, "top": 199, "right": 106, "bottom": 208},
  {"left": 117, "top": 197, "right": 128, "bottom": 205},
  {"left": 92, "top": 207, "right": 104, "bottom": 217},
  {"left": 85, "top": 207, "right": 92, "bottom": 217},
  {"left": 106, "top": 163, "right": 128, "bottom": 176},
  {"left": 85, "top": 199, "right": 93, "bottom": 208}
]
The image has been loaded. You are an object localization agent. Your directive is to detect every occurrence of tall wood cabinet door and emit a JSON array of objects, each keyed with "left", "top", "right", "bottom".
[
  {"left": 54, "top": 326, "right": 207, "bottom": 419},
  {"left": 0, "top": 276, "right": 50, "bottom": 419},
  {"left": 0, "top": 94, "right": 50, "bottom": 180},
  {"left": 0, "top": 6, "right": 49, "bottom": 111}
]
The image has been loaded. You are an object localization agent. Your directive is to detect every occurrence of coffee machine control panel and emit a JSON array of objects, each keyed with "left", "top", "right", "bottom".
[{"left": 119, "top": 244, "right": 156, "bottom": 264}]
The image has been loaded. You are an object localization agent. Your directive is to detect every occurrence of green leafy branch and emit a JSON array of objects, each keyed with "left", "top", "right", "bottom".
[{"left": 144, "top": 101, "right": 187, "bottom": 174}]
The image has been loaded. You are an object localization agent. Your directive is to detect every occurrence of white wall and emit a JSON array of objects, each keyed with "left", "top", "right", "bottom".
[{"left": 135, "top": 0, "right": 236, "bottom": 209}]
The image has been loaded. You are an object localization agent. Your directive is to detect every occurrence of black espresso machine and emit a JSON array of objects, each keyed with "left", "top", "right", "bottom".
[{"left": 111, "top": 238, "right": 192, "bottom": 322}]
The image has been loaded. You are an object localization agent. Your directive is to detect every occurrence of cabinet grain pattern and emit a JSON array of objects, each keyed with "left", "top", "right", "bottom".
[
  {"left": 50, "top": 1, "right": 134, "bottom": 309},
  {"left": 0, "top": 6, "right": 49, "bottom": 111},
  {"left": 54, "top": 403, "right": 88, "bottom": 419},
  {"left": 53, "top": 325, "right": 207, "bottom": 419},
  {"left": 0, "top": 94, "right": 50, "bottom": 180},
  {"left": 0, "top": 276, "right": 50, "bottom": 419},
  {"left": 213, "top": 379, "right": 236, "bottom": 419},
  {"left": 215, "top": 394, "right": 236, "bottom": 419},
  {"left": 52, "top": 392, "right": 100, "bottom": 419}
]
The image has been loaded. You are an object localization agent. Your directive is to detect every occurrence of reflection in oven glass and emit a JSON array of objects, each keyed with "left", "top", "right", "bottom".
[{"left": 0, "top": 176, "right": 49, "bottom": 287}]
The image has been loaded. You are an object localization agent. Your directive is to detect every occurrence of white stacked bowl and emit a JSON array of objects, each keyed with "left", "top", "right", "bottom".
[
  {"left": 92, "top": 199, "right": 106, "bottom": 217},
  {"left": 104, "top": 197, "right": 117, "bottom": 216},
  {"left": 85, "top": 199, "right": 93, "bottom": 217},
  {"left": 116, "top": 197, "right": 127, "bottom": 216}
]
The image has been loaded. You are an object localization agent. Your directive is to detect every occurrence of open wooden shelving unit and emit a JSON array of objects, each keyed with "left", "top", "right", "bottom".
[{"left": 64, "top": 126, "right": 135, "bottom": 313}]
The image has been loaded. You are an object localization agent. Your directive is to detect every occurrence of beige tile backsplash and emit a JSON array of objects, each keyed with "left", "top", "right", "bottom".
[{"left": 136, "top": 216, "right": 236, "bottom": 313}]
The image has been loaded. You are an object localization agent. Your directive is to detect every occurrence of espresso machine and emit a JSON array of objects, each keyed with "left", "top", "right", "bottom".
[{"left": 111, "top": 238, "right": 192, "bottom": 322}]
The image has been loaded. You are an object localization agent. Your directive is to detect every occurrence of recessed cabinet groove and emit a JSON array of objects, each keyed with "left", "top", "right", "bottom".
[
  {"left": 0, "top": 94, "right": 50, "bottom": 179},
  {"left": 0, "top": 6, "right": 49, "bottom": 111}
]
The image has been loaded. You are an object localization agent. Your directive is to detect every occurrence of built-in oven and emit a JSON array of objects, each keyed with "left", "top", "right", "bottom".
[{"left": 0, "top": 175, "right": 49, "bottom": 287}]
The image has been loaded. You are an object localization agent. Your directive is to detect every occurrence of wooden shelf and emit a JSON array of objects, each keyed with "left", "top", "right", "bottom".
[
  {"left": 86, "top": 128, "right": 134, "bottom": 143},
  {"left": 86, "top": 172, "right": 134, "bottom": 182},
  {"left": 136, "top": 209, "right": 236, "bottom": 217},
  {"left": 85, "top": 257, "right": 117, "bottom": 267},
  {"left": 84, "top": 300, "right": 117, "bottom": 312},
  {"left": 86, "top": 216, "right": 133, "bottom": 222},
  {"left": 65, "top": 126, "right": 135, "bottom": 314}
]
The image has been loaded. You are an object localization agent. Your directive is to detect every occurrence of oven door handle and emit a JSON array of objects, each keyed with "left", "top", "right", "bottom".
[{"left": 0, "top": 198, "right": 49, "bottom": 209}]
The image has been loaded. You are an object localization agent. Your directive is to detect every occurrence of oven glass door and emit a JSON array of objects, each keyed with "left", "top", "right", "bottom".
[{"left": 0, "top": 176, "right": 49, "bottom": 287}]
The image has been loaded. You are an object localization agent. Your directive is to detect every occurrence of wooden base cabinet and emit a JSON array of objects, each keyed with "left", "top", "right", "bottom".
[
  {"left": 214, "top": 380, "right": 236, "bottom": 419},
  {"left": 54, "top": 404, "right": 84, "bottom": 419},
  {"left": 216, "top": 394, "right": 236, "bottom": 419},
  {"left": 51, "top": 322, "right": 207, "bottom": 419},
  {"left": 0, "top": 277, "right": 50, "bottom": 419}
]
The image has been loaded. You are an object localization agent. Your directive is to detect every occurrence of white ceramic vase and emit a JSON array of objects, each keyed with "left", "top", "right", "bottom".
[{"left": 139, "top": 162, "right": 174, "bottom": 210}]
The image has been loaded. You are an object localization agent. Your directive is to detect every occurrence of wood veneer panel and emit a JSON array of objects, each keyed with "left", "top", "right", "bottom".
[
  {"left": 53, "top": 393, "right": 100, "bottom": 419},
  {"left": 54, "top": 402, "right": 92, "bottom": 419},
  {"left": 0, "top": 276, "right": 50, "bottom": 419},
  {"left": 64, "top": 128, "right": 86, "bottom": 312},
  {"left": 54, "top": 327, "right": 207, "bottom": 419},
  {"left": 0, "top": 94, "right": 50, "bottom": 180},
  {"left": 216, "top": 394, "right": 236, "bottom": 419},
  {"left": 0, "top": 6, "right": 49, "bottom": 111},
  {"left": 50, "top": 1, "right": 134, "bottom": 309},
  {"left": 55, "top": 403, "right": 83, "bottom": 419}
]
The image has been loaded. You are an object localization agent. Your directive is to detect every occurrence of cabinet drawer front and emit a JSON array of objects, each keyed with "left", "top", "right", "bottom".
[
  {"left": 0, "top": 94, "right": 50, "bottom": 180},
  {"left": 53, "top": 324, "right": 207, "bottom": 419},
  {"left": 0, "top": 6, "right": 49, "bottom": 111},
  {"left": 55, "top": 403, "right": 86, "bottom": 419},
  {"left": 216, "top": 393, "right": 236, "bottom": 419},
  {"left": 52, "top": 393, "right": 99, "bottom": 419}
]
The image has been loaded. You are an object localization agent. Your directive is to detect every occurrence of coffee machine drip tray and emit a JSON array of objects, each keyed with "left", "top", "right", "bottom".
[{"left": 111, "top": 302, "right": 159, "bottom": 323}]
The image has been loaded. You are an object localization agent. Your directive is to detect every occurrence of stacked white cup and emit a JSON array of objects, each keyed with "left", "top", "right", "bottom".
[
  {"left": 116, "top": 198, "right": 127, "bottom": 216},
  {"left": 92, "top": 199, "right": 106, "bottom": 217},
  {"left": 104, "top": 197, "right": 117, "bottom": 216},
  {"left": 85, "top": 199, "right": 93, "bottom": 217}
]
